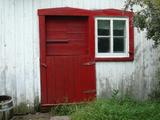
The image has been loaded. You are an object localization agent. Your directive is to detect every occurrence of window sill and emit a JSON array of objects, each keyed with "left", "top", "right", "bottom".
[{"left": 95, "top": 56, "right": 134, "bottom": 62}]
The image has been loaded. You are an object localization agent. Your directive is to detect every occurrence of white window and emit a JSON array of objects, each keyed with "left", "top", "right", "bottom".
[{"left": 95, "top": 17, "right": 129, "bottom": 58}]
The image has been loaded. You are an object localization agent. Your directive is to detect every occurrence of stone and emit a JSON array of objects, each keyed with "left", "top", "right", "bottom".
[{"left": 50, "top": 116, "right": 70, "bottom": 120}]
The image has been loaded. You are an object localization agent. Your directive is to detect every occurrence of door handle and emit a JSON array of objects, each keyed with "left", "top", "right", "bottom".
[
  {"left": 41, "top": 63, "right": 47, "bottom": 68},
  {"left": 82, "top": 61, "right": 95, "bottom": 66}
]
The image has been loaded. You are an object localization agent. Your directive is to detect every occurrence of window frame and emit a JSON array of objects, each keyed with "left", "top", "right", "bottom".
[{"left": 95, "top": 17, "right": 130, "bottom": 58}]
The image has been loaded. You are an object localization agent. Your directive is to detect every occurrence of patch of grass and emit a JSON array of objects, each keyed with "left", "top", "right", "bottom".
[
  {"left": 50, "top": 104, "right": 86, "bottom": 116},
  {"left": 71, "top": 99, "right": 160, "bottom": 120}
]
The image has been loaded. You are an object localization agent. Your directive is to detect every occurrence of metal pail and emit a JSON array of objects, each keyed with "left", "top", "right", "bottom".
[{"left": 0, "top": 96, "right": 14, "bottom": 120}]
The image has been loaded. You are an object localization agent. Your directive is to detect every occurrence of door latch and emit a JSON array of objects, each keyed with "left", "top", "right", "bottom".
[
  {"left": 82, "top": 90, "right": 96, "bottom": 94},
  {"left": 82, "top": 61, "right": 95, "bottom": 66}
]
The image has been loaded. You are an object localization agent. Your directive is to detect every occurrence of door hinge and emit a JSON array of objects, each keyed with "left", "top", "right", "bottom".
[
  {"left": 82, "top": 90, "right": 96, "bottom": 94},
  {"left": 82, "top": 61, "right": 95, "bottom": 66},
  {"left": 41, "top": 63, "right": 47, "bottom": 68}
]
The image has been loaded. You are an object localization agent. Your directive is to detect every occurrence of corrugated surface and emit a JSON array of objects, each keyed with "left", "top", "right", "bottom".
[{"left": 0, "top": 0, "right": 159, "bottom": 112}]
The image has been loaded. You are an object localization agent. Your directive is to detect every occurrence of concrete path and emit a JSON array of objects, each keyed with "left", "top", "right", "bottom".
[
  {"left": 50, "top": 116, "right": 70, "bottom": 120},
  {"left": 13, "top": 113, "right": 70, "bottom": 120}
]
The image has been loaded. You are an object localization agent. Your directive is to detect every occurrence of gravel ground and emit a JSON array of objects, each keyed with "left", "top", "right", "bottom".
[{"left": 12, "top": 113, "right": 70, "bottom": 120}]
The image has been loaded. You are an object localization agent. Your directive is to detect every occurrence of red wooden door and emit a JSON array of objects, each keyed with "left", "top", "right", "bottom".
[{"left": 42, "top": 16, "right": 96, "bottom": 105}]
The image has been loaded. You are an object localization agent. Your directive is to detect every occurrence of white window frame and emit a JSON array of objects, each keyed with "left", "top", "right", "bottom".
[{"left": 95, "top": 17, "right": 129, "bottom": 58}]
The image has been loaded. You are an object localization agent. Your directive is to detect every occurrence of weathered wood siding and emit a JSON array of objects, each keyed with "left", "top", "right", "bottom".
[
  {"left": 0, "top": 0, "right": 160, "bottom": 111},
  {"left": 96, "top": 30, "right": 160, "bottom": 99}
]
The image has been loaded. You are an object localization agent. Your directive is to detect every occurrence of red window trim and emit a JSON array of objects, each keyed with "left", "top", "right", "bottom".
[
  {"left": 93, "top": 9, "right": 134, "bottom": 62},
  {"left": 38, "top": 7, "right": 134, "bottom": 62}
]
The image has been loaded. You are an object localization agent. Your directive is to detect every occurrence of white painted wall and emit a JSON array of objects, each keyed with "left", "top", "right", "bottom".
[
  {"left": 96, "top": 29, "right": 160, "bottom": 99},
  {"left": 0, "top": 0, "right": 159, "bottom": 112}
]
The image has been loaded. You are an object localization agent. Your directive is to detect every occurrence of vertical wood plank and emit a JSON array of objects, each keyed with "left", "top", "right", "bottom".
[
  {"left": 39, "top": 15, "right": 47, "bottom": 104},
  {"left": 23, "top": 0, "right": 34, "bottom": 107},
  {"left": 3, "top": 0, "right": 16, "bottom": 99},
  {"left": 46, "top": 57, "right": 52, "bottom": 104},
  {"left": 50, "top": 0, "right": 63, "bottom": 8},
  {"left": 14, "top": 0, "right": 26, "bottom": 105},
  {"left": 32, "top": 0, "right": 41, "bottom": 103},
  {"left": 0, "top": 0, "right": 6, "bottom": 95},
  {"left": 40, "top": 0, "right": 51, "bottom": 8}
]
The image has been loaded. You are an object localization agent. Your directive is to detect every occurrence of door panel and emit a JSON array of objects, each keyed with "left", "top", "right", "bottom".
[
  {"left": 46, "top": 16, "right": 88, "bottom": 56},
  {"left": 44, "top": 16, "right": 95, "bottom": 105}
]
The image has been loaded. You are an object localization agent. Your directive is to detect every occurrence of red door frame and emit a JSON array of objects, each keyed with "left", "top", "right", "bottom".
[{"left": 38, "top": 7, "right": 95, "bottom": 106}]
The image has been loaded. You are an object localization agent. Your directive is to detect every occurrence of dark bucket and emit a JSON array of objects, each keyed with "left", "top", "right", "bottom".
[{"left": 0, "top": 96, "right": 14, "bottom": 120}]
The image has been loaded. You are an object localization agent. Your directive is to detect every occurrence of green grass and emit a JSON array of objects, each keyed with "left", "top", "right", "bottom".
[
  {"left": 50, "top": 104, "right": 85, "bottom": 116},
  {"left": 71, "top": 99, "right": 160, "bottom": 120}
]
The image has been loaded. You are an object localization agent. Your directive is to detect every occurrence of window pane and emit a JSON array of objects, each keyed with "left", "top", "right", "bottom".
[
  {"left": 98, "top": 20, "right": 110, "bottom": 36},
  {"left": 98, "top": 37, "right": 110, "bottom": 53},
  {"left": 113, "top": 20, "right": 125, "bottom": 36},
  {"left": 113, "top": 37, "right": 125, "bottom": 52}
]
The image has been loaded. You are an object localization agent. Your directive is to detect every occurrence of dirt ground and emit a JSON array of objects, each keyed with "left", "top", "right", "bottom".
[
  {"left": 12, "top": 113, "right": 70, "bottom": 120},
  {"left": 12, "top": 113, "right": 50, "bottom": 120}
]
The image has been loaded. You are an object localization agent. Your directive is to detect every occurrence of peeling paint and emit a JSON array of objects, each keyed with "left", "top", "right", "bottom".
[{"left": 97, "top": 78, "right": 112, "bottom": 98}]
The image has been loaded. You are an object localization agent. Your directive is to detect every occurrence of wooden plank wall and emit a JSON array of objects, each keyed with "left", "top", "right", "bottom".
[
  {"left": 96, "top": 30, "right": 160, "bottom": 99},
  {"left": 0, "top": 0, "right": 160, "bottom": 111}
]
